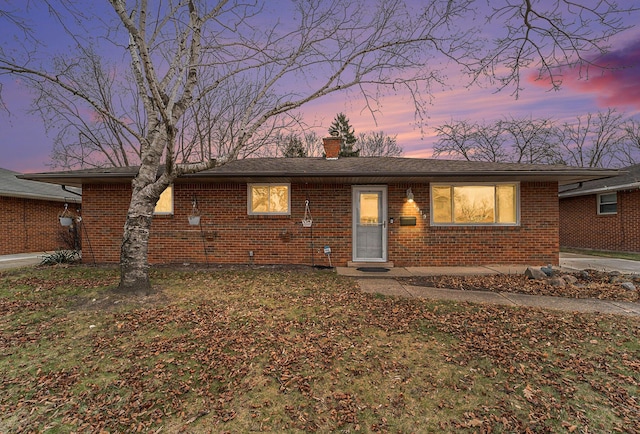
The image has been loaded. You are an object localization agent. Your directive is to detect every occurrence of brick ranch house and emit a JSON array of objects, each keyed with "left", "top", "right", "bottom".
[
  {"left": 1, "top": 167, "right": 81, "bottom": 255},
  {"left": 560, "top": 163, "right": 640, "bottom": 253},
  {"left": 21, "top": 138, "right": 617, "bottom": 268}
]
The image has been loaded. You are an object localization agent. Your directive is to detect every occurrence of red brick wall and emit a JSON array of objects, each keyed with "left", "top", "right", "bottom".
[
  {"left": 388, "top": 182, "right": 558, "bottom": 266},
  {"left": 560, "top": 190, "right": 640, "bottom": 252},
  {"left": 0, "top": 196, "right": 78, "bottom": 255},
  {"left": 81, "top": 181, "right": 559, "bottom": 266}
]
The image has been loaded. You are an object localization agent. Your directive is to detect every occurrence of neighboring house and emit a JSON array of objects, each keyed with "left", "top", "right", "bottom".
[
  {"left": 1, "top": 167, "right": 81, "bottom": 255},
  {"left": 559, "top": 163, "right": 640, "bottom": 253},
  {"left": 20, "top": 138, "right": 617, "bottom": 267}
]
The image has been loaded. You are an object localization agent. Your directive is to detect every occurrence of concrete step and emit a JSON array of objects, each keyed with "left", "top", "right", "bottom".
[{"left": 347, "top": 261, "right": 394, "bottom": 268}]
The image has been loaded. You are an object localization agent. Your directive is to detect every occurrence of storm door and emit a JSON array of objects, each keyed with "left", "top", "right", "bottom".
[{"left": 352, "top": 186, "right": 387, "bottom": 262}]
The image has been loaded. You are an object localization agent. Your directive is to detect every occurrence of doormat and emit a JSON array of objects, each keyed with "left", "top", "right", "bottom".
[{"left": 356, "top": 267, "right": 390, "bottom": 272}]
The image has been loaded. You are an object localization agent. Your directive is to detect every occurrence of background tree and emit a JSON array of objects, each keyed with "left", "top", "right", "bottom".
[
  {"left": 434, "top": 111, "right": 638, "bottom": 168},
  {"left": 620, "top": 119, "right": 640, "bottom": 166},
  {"left": 433, "top": 120, "right": 513, "bottom": 162},
  {"left": 1, "top": 0, "right": 636, "bottom": 294},
  {"left": 502, "top": 117, "right": 562, "bottom": 165},
  {"left": 281, "top": 135, "right": 308, "bottom": 158},
  {"left": 271, "top": 131, "right": 322, "bottom": 157},
  {"left": 434, "top": 117, "right": 560, "bottom": 164},
  {"left": 557, "top": 109, "right": 630, "bottom": 168},
  {"left": 329, "top": 113, "right": 359, "bottom": 157},
  {"left": 357, "top": 132, "right": 403, "bottom": 157},
  {"left": 432, "top": 120, "right": 480, "bottom": 161}
]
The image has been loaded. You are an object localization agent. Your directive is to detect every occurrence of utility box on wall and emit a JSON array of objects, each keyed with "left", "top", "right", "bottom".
[{"left": 399, "top": 216, "right": 417, "bottom": 226}]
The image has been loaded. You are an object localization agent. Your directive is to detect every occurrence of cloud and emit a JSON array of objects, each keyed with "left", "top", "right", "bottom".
[{"left": 529, "top": 37, "right": 640, "bottom": 110}]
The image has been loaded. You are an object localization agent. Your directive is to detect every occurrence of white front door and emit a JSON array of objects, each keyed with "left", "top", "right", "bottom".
[{"left": 352, "top": 186, "right": 387, "bottom": 262}]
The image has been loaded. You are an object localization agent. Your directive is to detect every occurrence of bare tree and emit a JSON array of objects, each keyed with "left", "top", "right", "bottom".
[
  {"left": 470, "top": 121, "right": 511, "bottom": 162},
  {"left": 31, "top": 49, "right": 143, "bottom": 169},
  {"left": 433, "top": 120, "right": 510, "bottom": 162},
  {"left": 435, "top": 111, "right": 637, "bottom": 167},
  {"left": 557, "top": 109, "right": 629, "bottom": 168},
  {"left": 432, "top": 120, "right": 482, "bottom": 161},
  {"left": 477, "top": 1, "right": 637, "bottom": 95},
  {"left": 269, "top": 131, "right": 322, "bottom": 157},
  {"left": 0, "top": 0, "right": 635, "bottom": 294},
  {"left": 357, "top": 132, "right": 403, "bottom": 157},
  {"left": 502, "top": 117, "right": 562, "bottom": 164},
  {"left": 618, "top": 118, "right": 640, "bottom": 166}
]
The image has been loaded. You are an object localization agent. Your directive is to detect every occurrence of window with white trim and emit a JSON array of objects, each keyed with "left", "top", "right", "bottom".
[
  {"left": 248, "top": 183, "right": 290, "bottom": 215},
  {"left": 598, "top": 192, "right": 617, "bottom": 215},
  {"left": 154, "top": 185, "right": 174, "bottom": 215},
  {"left": 431, "top": 183, "right": 519, "bottom": 225}
]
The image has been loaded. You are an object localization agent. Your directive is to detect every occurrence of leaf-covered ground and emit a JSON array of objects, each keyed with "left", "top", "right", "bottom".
[
  {"left": 0, "top": 266, "right": 638, "bottom": 433},
  {"left": 398, "top": 270, "right": 640, "bottom": 302}
]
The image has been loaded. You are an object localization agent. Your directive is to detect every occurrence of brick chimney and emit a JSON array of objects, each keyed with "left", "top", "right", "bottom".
[{"left": 322, "top": 136, "right": 341, "bottom": 160}]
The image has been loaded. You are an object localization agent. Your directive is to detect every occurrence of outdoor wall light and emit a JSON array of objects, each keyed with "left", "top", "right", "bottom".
[{"left": 406, "top": 188, "right": 414, "bottom": 202}]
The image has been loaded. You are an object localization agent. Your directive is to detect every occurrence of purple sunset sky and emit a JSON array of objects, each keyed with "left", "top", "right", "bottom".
[{"left": 1, "top": 2, "right": 639, "bottom": 173}]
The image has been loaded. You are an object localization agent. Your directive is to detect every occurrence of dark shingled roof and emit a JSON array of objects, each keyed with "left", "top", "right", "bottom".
[
  {"left": 18, "top": 157, "right": 619, "bottom": 188},
  {"left": 1, "top": 167, "right": 81, "bottom": 202},
  {"left": 559, "top": 164, "right": 640, "bottom": 197}
]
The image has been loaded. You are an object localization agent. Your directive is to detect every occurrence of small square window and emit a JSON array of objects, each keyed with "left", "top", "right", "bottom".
[
  {"left": 248, "top": 184, "right": 290, "bottom": 215},
  {"left": 598, "top": 192, "right": 617, "bottom": 215}
]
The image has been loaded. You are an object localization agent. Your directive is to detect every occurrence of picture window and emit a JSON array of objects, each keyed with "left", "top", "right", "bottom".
[{"left": 431, "top": 183, "right": 519, "bottom": 226}]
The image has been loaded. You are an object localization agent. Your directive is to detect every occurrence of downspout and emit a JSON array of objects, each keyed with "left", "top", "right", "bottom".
[
  {"left": 61, "top": 185, "right": 82, "bottom": 197},
  {"left": 559, "top": 182, "right": 583, "bottom": 194}
]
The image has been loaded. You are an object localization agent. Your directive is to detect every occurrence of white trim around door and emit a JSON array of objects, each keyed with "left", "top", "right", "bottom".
[{"left": 352, "top": 185, "right": 388, "bottom": 262}]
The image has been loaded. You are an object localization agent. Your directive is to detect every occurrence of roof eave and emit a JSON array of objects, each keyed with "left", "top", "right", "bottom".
[
  {"left": 0, "top": 191, "right": 79, "bottom": 203},
  {"left": 559, "top": 181, "right": 640, "bottom": 198},
  {"left": 184, "top": 170, "right": 619, "bottom": 185},
  {"left": 17, "top": 172, "right": 134, "bottom": 188},
  {"left": 19, "top": 167, "right": 619, "bottom": 187}
]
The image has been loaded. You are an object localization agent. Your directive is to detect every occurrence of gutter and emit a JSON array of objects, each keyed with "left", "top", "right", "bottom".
[
  {"left": 559, "top": 181, "right": 640, "bottom": 198},
  {"left": 0, "top": 191, "right": 75, "bottom": 203},
  {"left": 62, "top": 185, "right": 82, "bottom": 197}
]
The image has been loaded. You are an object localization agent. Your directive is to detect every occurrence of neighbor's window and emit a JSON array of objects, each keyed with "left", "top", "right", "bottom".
[
  {"left": 598, "top": 192, "right": 617, "bottom": 215},
  {"left": 154, "top": 185, "right": 174, "bottom": 215},
  {"left": 431, "top": 183, "right": 518, "bottom": 225},
  {"left": 248, "top": 183, "right": 290, "bottom": 215}
]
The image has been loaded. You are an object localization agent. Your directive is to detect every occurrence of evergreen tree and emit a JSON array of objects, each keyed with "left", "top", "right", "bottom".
[
  {"left": 328, "top": 113, "right": 360, "bottom": 157},
  {"left": 282, "top": 135, "right": 307, "bottom": 157}
]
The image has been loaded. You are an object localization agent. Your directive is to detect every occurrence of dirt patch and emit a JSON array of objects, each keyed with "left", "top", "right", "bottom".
[
  {"left": 397, "top": 270, "right": 640, "bottom": 302},
  {"left": 72, "top": 286, "right": 171, "bottom": 311}
]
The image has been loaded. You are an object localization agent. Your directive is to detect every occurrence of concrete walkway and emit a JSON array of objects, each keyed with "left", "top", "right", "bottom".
[
  {"left": 0, "top": 252, "right": 45, "bottom": 271},
  {"left": 337, "top": 254, "right": 640, "bottom": 317},
  {"left": 560, "top": 252, "right": 640, "bottom": 275},
  {"left": 355, "top": 278, "right": 640, "bottom": 316}
]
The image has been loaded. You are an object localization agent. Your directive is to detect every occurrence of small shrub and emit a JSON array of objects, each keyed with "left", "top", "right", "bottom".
[
  {"left": 40, "top": 250, "right": 80, "bottom": 266},
  {"left": 57, "top": 226, "right": 81, "bottom": 250}
]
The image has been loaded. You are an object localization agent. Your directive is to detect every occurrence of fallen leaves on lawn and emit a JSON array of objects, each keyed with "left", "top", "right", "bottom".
[
  {"left": 1, "top": 267, "right": 639, "bottom": 433},
  {"left": 398, "top": 270, "right": 640, "bottom": 302}
]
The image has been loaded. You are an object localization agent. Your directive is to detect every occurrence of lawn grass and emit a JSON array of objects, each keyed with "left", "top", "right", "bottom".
[{"left": 0, "top": 265, "right": 638, "bottom": 433}]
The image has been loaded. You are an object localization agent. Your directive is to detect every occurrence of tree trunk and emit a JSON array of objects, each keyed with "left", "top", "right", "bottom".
[{"left": 119, "top": 202, "right": 155, "bottom": 295}]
